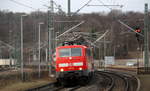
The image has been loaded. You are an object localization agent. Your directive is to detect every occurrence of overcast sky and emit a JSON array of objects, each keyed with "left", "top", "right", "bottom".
[{"left": 0, "top": 0, "right": 149, "bottom": 13}]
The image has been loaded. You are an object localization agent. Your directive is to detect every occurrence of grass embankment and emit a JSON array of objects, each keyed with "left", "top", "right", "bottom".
[
  {"left": 138, "top": 75, "right": 150, "bottom": 91},
  {"left": 0, "top": 79, "right": 54, "bottom": 91},
  {"left": 0, "top": 70, "right": 55, "bottom": 91}
]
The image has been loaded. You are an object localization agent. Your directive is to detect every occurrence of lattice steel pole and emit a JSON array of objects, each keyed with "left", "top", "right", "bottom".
[
  {"left": 144, "top": 3, "right": 149, "bottom": 68},
  {"left": 48, "top": 0, "right": 54, "bottom": 76},
  {"left": 68, "top": 0, "right": 71, "bottom": 16}
]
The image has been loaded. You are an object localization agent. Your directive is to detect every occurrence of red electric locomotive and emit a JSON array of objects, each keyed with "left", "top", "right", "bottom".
[{"left": 55, "top": 42, "right": 94, "bottom": 85}]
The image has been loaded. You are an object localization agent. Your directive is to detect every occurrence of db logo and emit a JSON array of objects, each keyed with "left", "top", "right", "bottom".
[{"left": 68, "top": 63, "right": 73, "bottom": 66}]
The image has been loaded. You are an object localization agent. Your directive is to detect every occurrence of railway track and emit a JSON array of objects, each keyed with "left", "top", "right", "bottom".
[
  {"left": 96, "top": 71, "right": 115, "bottom": 91},
  {"left": 0, "top": 67, "right": 13, "bottom": 72},
  {"left": 25, "top": 82, "right": 82, "bottom": 91},
  {"left": 97, "top": 70, "right": 139, "bottom": 91},
  {"left": 25, "top": 70, "right": 139, "bottom": 91},
  {"left": 108, "top": 70, "right": 139, "bottom": 91}
]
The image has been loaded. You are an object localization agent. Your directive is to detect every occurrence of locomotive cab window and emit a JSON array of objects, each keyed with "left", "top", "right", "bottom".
[
  {"left": 59, "top": 48, "right": 82, "bottom": 57},
  {"left": 71, "top": 48, "right": 82, "bottom": 56},
  {"left": 59, "top": 48, "right": 70, "bottom": 57}
]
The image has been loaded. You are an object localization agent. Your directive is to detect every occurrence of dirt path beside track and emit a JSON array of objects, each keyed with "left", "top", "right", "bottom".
[{"left": 138, "top": 75, "right": 150, "bottom": 91}]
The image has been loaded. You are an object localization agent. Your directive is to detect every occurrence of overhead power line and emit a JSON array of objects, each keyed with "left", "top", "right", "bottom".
[
  {"left": 87, "top": 4, "right": 123, "bottom": 8},
  {"left": 118, "top": 20, "right": 144, "bottom": 37},
  {"left": 10, "top": 0, "right": 37, "bottom": 10},
  {"left": 96, "top": 0, "right": 123, "bottom": 10},
  {"left": 56, "top": 21, "right": 85, "bottom": 38},
  {"left": 71, "top": 0, "right": 92, "bottom": 16},
  {"left": 94, "top": 30, "right": 109, "bottom": 44},
  {"left": 83, "top": 37, "right": 99, "bottom": 48},
  {"left": 97, "top": 0, "right": 112, "bottom": 10}
]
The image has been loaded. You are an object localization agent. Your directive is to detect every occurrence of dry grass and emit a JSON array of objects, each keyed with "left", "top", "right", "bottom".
[
  {"left": 106, "top": 65, "right": 137, "bottom": 72},
  {"left": 0, "top": 70, "right": 56, "bottom": 91},
  {"left": 0, "top": 78, "right": 55, "bottom": 91},
  {"left": 138, "top": 75, "right": 150, "bottom": 91}
]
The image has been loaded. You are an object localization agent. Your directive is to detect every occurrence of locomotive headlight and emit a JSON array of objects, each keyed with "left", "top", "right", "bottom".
[
  {"left": 59, "top": 63, "right": 68, "bottom": 67},
  {"left": 79, "top": 67, "right": 82, "bottom": 70},
  {"left": 73, "top": 62, "right": 83, "bottom": 66},
  {"left": 60, "top": 68, "right": 64, "bottom": 72}
]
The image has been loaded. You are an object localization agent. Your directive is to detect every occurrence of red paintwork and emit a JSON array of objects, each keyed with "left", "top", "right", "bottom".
[{"left": 55, "top": 45, "right": 93, "bottom": 72}]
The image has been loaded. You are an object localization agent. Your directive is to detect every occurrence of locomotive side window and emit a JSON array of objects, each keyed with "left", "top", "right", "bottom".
[
  {"left": 59, "top": 48, "right": 70, "bottom": 57},
  {"left": 59, "top": 48, "right": 82, "bottom": 57},
  {"left": 71, "top": 48, "right": 82, "bottom": 56},
  {"left": 86, "top": 48, "right": 91, "bottom": 56}
]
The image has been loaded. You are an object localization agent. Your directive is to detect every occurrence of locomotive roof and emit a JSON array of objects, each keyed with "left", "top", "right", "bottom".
[{"left": 57, "top": 45, "right": 88, "bottom": 49}]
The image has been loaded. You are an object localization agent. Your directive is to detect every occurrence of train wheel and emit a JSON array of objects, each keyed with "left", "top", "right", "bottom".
[
  {"left": 55, "top": 78, "right": 61, "bottom": 87},
  {"left": 90, "top": 71, "right": 95, "bottom": 79}
]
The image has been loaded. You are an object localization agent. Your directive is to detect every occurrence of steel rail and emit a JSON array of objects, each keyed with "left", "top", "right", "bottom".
[
  {"left": 104, "top": 71, "right": 131, "bottom": 91},
  {"left": 96, "top": 71, "right": 115, "bottom": 91},
  {"left": 24, "top": 82, "right": 81, "bottom": 91},
  {"left": 97, "top": 70, "right": 135, "bottom": 91},
  {"left": 25, "top": 82, "right": 56, "bottom": 91},
  {"left": 135, "top": 75, "right": 141, "bottom": 91},
  {"left": 66, "top": 86, "right": 81, "bottom": 91}
]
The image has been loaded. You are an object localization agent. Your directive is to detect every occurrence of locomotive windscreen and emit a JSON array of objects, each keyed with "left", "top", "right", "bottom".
[{"left": 59, "top": 48, "right": 82, "bottom": 57}]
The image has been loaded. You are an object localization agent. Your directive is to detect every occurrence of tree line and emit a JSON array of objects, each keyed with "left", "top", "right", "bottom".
[{"left": 0, "top": 9, "right": 146, "bottom": 59}]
